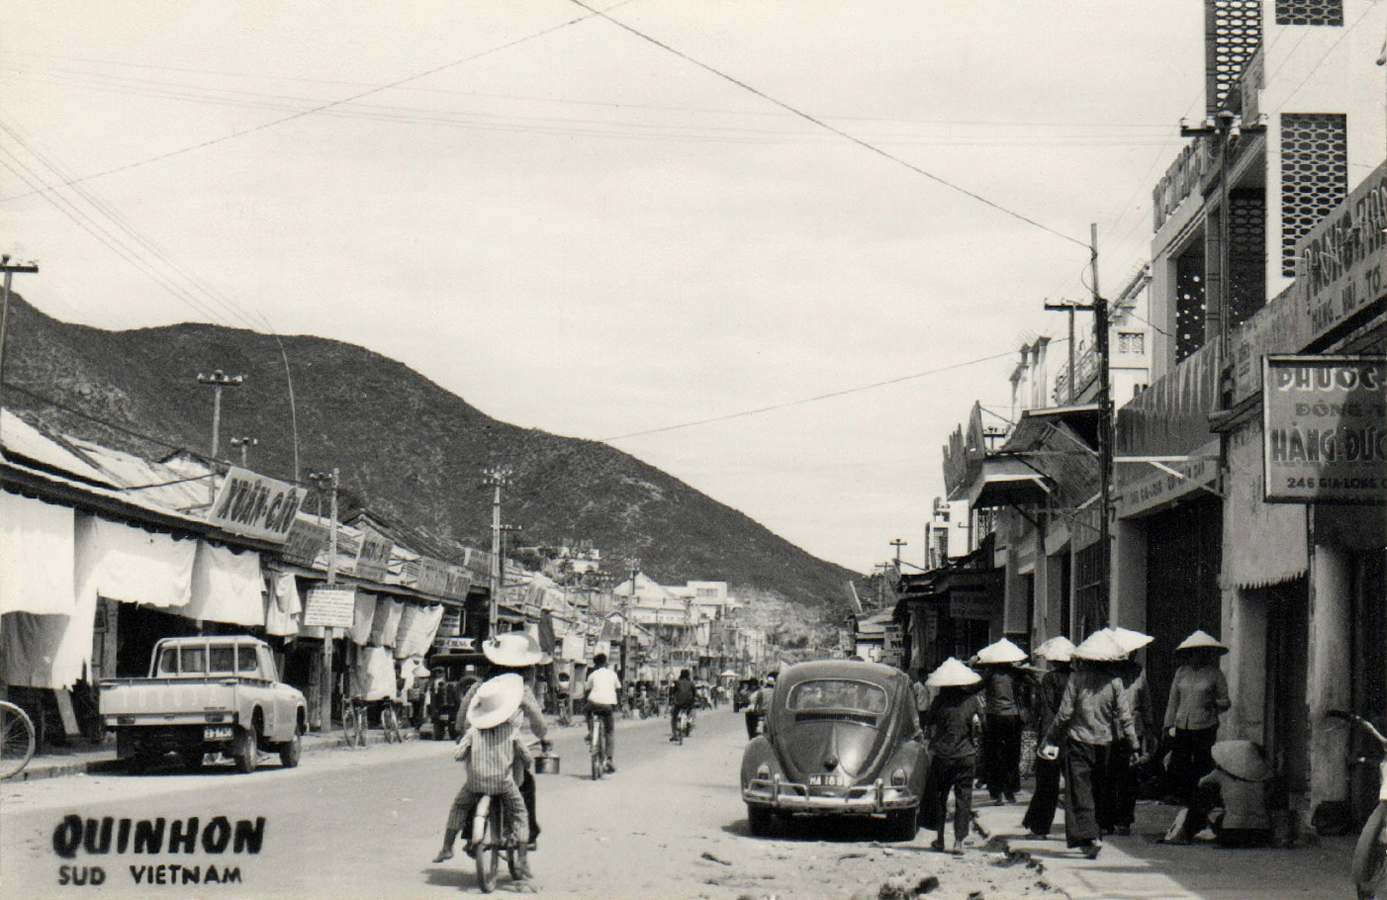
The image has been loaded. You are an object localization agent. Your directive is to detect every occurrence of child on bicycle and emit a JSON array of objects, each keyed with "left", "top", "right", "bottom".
[{"left": 435, "top": 674, "right": 532, "bottom": 877}]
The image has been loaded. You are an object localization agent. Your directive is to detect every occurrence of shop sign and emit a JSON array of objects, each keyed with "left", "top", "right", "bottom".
[
  {"left": 1263, "top": 356, "right": 1387, "bottom": 503},
  {"left": 433, "top": 636, "right": 475, "bottom": 653},
  {"left": 303, "top": 587, "right": 356, "bottom": 628},
  {"left": 1115, "top": 440, "right": 1219, "bottom": 518},
  {"left": 411, "top": 557, "right": 450, "bottom": 596},
  {"left": 279, "top": 519, "right": 328, "bottom": 567},
  {"left": 353, "top": 535, "right": 393, "bottom": 583},
  {"left": 949, "top": 591, "right": 996, "bottom": 621},
  {"left": 562, "top": 633, "right": 586, "bottom": 661},
  {"left": 437, "top": 607, "right": 463, "bottom": 638},
  {"left": 444, "top": 566, "right": 472, "bottom": 601},
  {"left": 208, "top": 467, "right": 306, "bottom": 544},
  {"left": 881, "top": 623, "right": 903, "bottom": 665}
]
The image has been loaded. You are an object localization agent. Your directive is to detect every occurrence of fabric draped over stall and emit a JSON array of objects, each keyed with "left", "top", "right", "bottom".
[
  {"left": 77, "top": 515, "right": 195, "bottom": 609},
  {"left": 0, "top": 491, "right": 76, "bottom": 615},
  {"left": 183, "top": 541, "right": 265, "bottom": 626},
  {"left": 264, "top": 572, "right": 303, "bottom": 636},
  {"left": 351, "top": 645, "right": 397, "bottom": 701},
  {"left": 1222, "top": 419, "right": 1308, "bottom": 590},
  {"left": 393, "top": 604, "right": 444, "bottom": 659},
  {"left": 369, "top": 598, "right": 404, "bottom": 647},
  {"left": 351, "top": 591, "right": 378, "bottom": 645}
]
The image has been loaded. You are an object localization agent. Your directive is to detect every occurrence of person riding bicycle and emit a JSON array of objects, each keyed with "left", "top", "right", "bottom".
[
  {"left": 440, "top": 633, "right": 550, "bottom": 855},
  {"left": 669, "top": 669, "right": 696, "bottom": 742},
  {"left": 435, "top": 674, "right": 532, "bottom": 880},
  {"left": 584, "top": 652, "right": 621, "bottom": 773}
]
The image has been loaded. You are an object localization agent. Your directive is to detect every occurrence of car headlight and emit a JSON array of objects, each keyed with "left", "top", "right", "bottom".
[
  {"left": 756, "top": 763, "right": 771, "bottom": 780},
  {"left": 890, "top": 767, "right": 908, "bottom": 787}
]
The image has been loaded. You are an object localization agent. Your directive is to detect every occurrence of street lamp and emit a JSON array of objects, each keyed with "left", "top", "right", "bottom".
[
  {"left": 230, "top": 436, "right": 258, "bottom": 468},
  {"left": 196, "top": 370, "right": 244, "bottom": 459}
]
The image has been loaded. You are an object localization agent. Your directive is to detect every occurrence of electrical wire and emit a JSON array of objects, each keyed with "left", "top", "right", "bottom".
[
  {"left": 3, "top": 383, "right": 210, "bottom": 460},
  {"left": 569, "top": 0, "right": 1088, "bottom": 251}
]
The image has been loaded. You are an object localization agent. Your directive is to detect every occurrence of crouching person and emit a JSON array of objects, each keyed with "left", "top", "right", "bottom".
[
  {"left": 435, "top": 674, "right": 533, "bottom": 879},
  {"left": 1164, "top": 739, "right": 1272, "bottom": 848}
]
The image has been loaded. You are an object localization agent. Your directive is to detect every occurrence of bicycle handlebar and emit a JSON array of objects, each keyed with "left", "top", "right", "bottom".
[{"left": 1328, "top": 709, "right": 1387, "bottom": 748}]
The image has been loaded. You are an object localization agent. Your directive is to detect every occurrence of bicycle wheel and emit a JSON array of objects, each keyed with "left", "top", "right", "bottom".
[
  {"left": 381, "top": 705, "right": 400, "bottom": 743},
  {"left": 1354, "top": 802, "right": 1387, "bottom": 899},
  {"left": 676, "top": 712, "right": 684, "bottom": 745},
  {"left": 342, "top": 706, "right": 361, "bottom": 748},
  {"left": 0, "top": 701, "right": 36, "bottom": 780},
  {"left": 591, "top": 720, "right": 604, "bottom": 781},
  {"left": 474, "top": 798, "right": 500, "bottom": 893}
]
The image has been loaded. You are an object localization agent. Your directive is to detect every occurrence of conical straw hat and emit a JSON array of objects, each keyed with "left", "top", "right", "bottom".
[
  {"left": 1175, "top": 630, "right": 1228, "bottom": 653},
  {"left": 1211, "top": 740, "right": 1270, "bottom": 781},
  {"left": 1035, "top": 636, "right": 1076, "bottom": 663},
  {"left": 467, "top": 673, "right": 524, "bottom": 729},
  {"left": 1106, "top": 626, "right": 1154, "bottom": 654},
  {"left": 975, "top": 637, "right": 1027, "bottom": 664},
  {"left": 1072, "top": 629, "right": 1129, "bottom": 662},
  {"left": 925, "top": 657, "right": 982, "bottom": 688}
]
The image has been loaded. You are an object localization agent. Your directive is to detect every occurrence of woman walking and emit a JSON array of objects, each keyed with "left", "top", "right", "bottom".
[
  {"left": 1163, "top": 630, "right": 1231, "bottom": 806},
  {"left": 921, "top": 658, "right": 983, "bottom": 855},
  {"left": 974, "top": 638, "right": 1029, "bottom": 805},
  {"left": 1022, "top": 636, "right": 1073, "bottom": 838}
]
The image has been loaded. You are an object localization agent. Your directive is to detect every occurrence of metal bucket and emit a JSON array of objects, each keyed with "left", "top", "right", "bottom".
[{"left": 534, "top": 752, "right": 560, "bottom": 775}]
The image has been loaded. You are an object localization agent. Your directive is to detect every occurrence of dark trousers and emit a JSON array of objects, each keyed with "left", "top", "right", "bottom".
[
  {"left": 745, "top": 711, "right": 765, "bottom": 739},
  {"left": 983, "top": 714, "right": 1023, "bottom": 798},
  {"left": 1106, "top": 746, "right": 1137, "bottom": 828},
  {"left": 924, "top": 754, "right": 975, "bottom": 842},
  {"left": 1063, "top": 740, "right": 1111, "bottom": 847},
  {"left": 1168, "top": 727, "right": 1218, "bottom": 805},
  {"left": 1022, "top": 753, "right": 1063, "bottom": 836}
]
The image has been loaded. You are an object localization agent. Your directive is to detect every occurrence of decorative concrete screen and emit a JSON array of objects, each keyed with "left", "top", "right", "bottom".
[
  {"left": 1275, "top": 0, "right": 1343, "bottom": 26},
  {"left": 1281, "top": 113, "right": 1348, "bottom": 277},
  {"left": 1206, "top": 0, "right": 1262, "bottom": 116}
]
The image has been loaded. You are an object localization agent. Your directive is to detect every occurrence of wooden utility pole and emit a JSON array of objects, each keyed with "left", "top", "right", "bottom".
[
  {"left": 889, "top": 538, "right": 908, "bottom": 569},
  {"left": 483, "top": 467, "right": 513, "bottom": 638},
  {"left": 307, "top": 469, "right": 339, "bottom": 731},
  {"left": 0, "top": 257, "right": 40, "bottom": 420},
  {"left": 1044, "top": 300, "right": 1080, "bottom": 403},
  {"left": 623, "top": 557, "right": 640, "bottom": 683}
]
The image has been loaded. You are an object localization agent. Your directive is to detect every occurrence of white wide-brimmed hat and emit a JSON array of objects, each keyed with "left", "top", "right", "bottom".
[
  {"left": 1035, "top": 636, "right": 1076, "bottom": 663},
  {"left": 1175, "top": 630, "right": 1228, "bottom": 653},
  {"left": 925, "top": 657, "right": 982, "bottom": 688},
  {"left": 1211, "top": 740, "right": 1270, "bottom": 781},
  {"left": 482, "top": 631, "right": 545, "bottom": 667},
  {"left": 1072, "top": 630, "right": 1130, "bottom": 662},
  {"left": 975, "top": 637, "right": 1027, "bottom": 665},
  {"left": 467, "top": 673, "right": 524, "bottom": 729},
  {"left": 1106, "top": 626, "right": 1154, "bottom": 654}
]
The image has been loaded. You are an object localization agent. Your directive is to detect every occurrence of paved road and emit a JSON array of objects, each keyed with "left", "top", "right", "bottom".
[{"left": 1, "top": 709, "right": 1059, "bottom": 899}]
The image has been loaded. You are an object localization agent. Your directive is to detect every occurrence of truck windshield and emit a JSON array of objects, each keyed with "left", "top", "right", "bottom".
[{"left": 239, "top": 647, "right": 258, "bottom": 673}]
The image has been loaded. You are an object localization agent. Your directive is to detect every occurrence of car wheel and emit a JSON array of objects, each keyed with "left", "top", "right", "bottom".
[
  {"left": 278, "top": 733, "right": 301, "bottom": 769},
  {"left": 884, "top": 807, "right": 919, "bottom": 842},
  {"left": 747, "top": 805, "right": 775, "bottom": 837}
]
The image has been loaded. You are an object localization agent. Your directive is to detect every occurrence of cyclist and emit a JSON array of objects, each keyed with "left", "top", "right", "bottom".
[
  {"left": 669, "top": 669, "right": 696, "bottom": 741},
  {"left": 584, "top": 652, "right": 621, "bottom": 773},
  {"left": 745, "top": 675, "right": 775, "bottom": 739}
]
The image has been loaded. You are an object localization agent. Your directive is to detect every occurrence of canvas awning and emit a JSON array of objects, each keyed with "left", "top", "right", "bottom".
[{"left": 967, "top": 457, "right": 1051, "bottom": 509}]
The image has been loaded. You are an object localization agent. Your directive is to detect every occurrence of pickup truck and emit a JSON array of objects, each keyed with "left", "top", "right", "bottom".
[{"left": 99, "top": 635, "right": 307, "bottom": 774}]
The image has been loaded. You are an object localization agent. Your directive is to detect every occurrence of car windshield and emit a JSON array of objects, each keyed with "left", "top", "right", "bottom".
[{"left": 786, "top": 679, "right": 888, "bottom": 714}]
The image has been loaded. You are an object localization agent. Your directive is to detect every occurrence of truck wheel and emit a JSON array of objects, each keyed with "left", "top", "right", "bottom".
[
  {"left": 126, "top": 750, "right": 157, "bottom": 775},
  {"left": 278, "top": 733, "right": 301, "bottom": 769},
  {"left": 181, "top": 750, "right": 205, "bottom": 771},
  {"left": 232, "top": 726, "right": 258, "bottom": 774}
]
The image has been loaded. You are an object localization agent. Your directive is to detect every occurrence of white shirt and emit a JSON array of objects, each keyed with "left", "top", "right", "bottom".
[{"left": 585, "top": 667, "right": 622, "bottom": 706}]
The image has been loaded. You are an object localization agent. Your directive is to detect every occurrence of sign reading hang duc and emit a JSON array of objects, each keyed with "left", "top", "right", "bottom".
[
  {"left": 208, "top": 467, "right": 306, "bottom": 544},
  {"left": 1263, "top": 356, "right": 1387, "bottom": 503}
]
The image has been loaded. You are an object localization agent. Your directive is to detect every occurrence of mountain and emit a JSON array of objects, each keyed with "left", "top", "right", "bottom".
[{"left": 2, "top": 294, "right": 860, "bottom": 608}]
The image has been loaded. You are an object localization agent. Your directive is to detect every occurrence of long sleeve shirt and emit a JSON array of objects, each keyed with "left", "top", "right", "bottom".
[
  {"left": 924, "top": 691, "right": 982, "bottom": 760},
  {"left": 455, "top": 721, "right": 533, "bottom": 794},
  {"left": 1163, "top": 664, "right": 1230, "bottom": 732},
  {"left": 1034, "top": 669, "right": 1070, "bottom": 739},
  {"left": 1044, "top": 668, "right": 1139, "bottom": 749},
  {"left": 981, "top": 666, "right": 1024, "bottom": 718}
]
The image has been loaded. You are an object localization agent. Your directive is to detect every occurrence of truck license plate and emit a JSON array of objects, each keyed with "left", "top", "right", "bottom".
[
  {"left": 809, "top": 774, "right": 845, "bottom": 787},
  {"left": 204, "top": 726, "right": 234, "bottom": 741}
]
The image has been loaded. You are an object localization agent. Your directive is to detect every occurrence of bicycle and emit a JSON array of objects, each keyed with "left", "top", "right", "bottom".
[
  {"left": 1329, "top": 710, "right": 1387, "bottom": 900},
  {"left": 0, "top": 700, "right": 37, "bottom": 780},
  {"left": 556, "top": 697, "right": 572, "bottom": 728},
  {"left": 469, "top": 793, "right": 528, "bottom": 893},
  {"left": 381, "top": 701, "right": 404, "bottom": 744},
  {"left": 341, "top": 697, "right": 368, "bottom": 748},
  {"left": 589, "top": 712, "right": 611, "bottom": 780},
  {"left": 673, "top": 707, "right": 691, "bottom": 745}
]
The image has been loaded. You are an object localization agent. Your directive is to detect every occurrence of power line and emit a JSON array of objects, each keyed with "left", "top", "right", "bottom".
[
  {"left": 601, "top": 348, "right": 1021, "bottom": 442},
  {"left": 0, "top": 6, "right": 620, "bottom": 205},
  {"left": 570, "top": 0, "right": 1088, "bottom": 251}
]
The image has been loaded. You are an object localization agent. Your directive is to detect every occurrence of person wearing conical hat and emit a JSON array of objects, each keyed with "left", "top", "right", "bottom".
[
  {"left": 1022, "top": 637, "right": 1074, "bottom": 839},
  {"left": 1164, "top": 739, "right": 1271, "bottom": 847},
  {"left": 436, "top": 674, "right": 533, "bottom": 877},
  {"left": 1163, "top": 630, "right": 1231, "bottom": 808},
  {"left": 1040, "top": 630, "right": 1140, "bottom": 859},
  {"left": 972, "top": 638, "right": 1030, "bottom": 806},
  {"left": 921, "top": 658, "right": 983, "bottom": 855}
]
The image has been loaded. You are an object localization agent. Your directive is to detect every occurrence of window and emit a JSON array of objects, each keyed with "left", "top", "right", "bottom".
[
  {"left": 1134, "top": 383, "right": 1149, "bottom": 398},
  {"left": 157, "top": 649, "right": 179, "bottom": 675},
  {"left": 180, "top": 647, "right": 206, "bottom": 675},
  {"left": 787, "top": 680, "right": 888, "bottom": 714},
  {"left": 1118, "top": 332, "right": 1146, "bottom": 354},
  {"left": 209, "top": 647, "right": 236, "bottom": 674},
  {"left": 1275, "top": 0, "right": 1342, "bottom": 26},
  {"left": 239, "top": 647, "right": 259, "bottom": 673}
]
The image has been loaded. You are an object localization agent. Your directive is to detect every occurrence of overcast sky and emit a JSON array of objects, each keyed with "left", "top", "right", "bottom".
[{"left": 2, "top": 1, "right": 1206, "bottom": 573}]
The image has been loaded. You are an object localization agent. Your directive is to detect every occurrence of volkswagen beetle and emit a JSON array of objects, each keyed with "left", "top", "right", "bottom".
[{"left": 740, "top": 660, "right": 927, "bottom": 840}]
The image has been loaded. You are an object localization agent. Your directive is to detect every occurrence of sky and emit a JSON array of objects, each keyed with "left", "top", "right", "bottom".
[{"left": 1, "top": 0, "right": 1208, "bottom": 574}]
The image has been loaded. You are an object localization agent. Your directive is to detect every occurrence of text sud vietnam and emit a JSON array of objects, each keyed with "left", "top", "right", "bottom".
[{"left": 51, "top": 814, "right": 265, "bottom": 887}]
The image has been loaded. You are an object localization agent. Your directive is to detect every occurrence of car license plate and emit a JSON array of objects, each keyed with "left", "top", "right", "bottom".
[
  {"left": 809, "top": 774, "right": 845, "bottom": 787},
  {"left": 204, "top": 726, "right": 234, "bottom": 741}
]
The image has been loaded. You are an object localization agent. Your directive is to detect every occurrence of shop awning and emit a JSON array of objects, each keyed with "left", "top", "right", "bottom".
[{"left": 968, "top": 457, "right": 1051, "bottom": 509}]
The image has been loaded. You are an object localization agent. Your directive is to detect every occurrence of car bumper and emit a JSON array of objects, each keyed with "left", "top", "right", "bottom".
[{"left": 742, "top": 776, "right": 918, "bottom": 814}]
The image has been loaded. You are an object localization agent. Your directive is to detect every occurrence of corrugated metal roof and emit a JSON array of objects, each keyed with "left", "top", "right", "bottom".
[{"left": 0, "top": 410, "right": 118, "bottom": 487}]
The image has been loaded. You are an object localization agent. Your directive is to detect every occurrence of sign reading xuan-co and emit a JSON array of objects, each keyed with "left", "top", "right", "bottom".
[
  {"left": 1263, "top": 356, "right": 1387, "bottom": 503},
  {"left": 209, "top": 467, "right": 306, "bottom": 543}
]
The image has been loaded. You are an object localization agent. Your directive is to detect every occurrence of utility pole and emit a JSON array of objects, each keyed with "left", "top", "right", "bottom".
[
  {"left": 483, "top": 467, "right": 513, "bottom": 638},
  {"left": 623, "top": 557, "right": 640, "bottom": 684},
  {"left": 889, "top": 538, "right": 907, "bottom": 569},
  {"left": 307, "top": 469, "right": 339, "bottom": 731},
  {"left": 196, "top": 369, "right": 245, "bottom": 459},
  {"left": 0, "top": 257, "right": 40, "bottom": 421},
  {"left": 1044, "top": 300, "right": 1080, "bottom": 403},
  {"left": 230, "top": 435, "right": 258, "bottom": 468}
]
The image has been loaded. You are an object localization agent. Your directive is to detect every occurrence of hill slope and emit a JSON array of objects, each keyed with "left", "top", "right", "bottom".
[{"left": 2, "top": 295, "right": 859, "bottom": 606}]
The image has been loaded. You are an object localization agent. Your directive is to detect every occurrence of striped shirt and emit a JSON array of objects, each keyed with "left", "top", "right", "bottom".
[
  {"left": 455, "top": 721, "right": 532, "bottom": 794},
  {"left": 458, "top": 680, "right": 549, "bottom": 740}
]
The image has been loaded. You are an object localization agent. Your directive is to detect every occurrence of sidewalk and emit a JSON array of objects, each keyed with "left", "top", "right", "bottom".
[{"left": 973, "top": 796, "right": 1358, "bottom": 900}]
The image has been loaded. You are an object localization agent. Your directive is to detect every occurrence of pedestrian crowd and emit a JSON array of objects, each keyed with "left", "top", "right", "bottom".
[{"left": 914, "top": 626, "right": 1272, "bottom": 859}]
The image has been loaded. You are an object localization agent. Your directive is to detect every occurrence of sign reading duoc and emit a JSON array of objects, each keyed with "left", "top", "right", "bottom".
[
  {"left": 208, "top": 467, "right": 306, "bottom": 544},
  {"left": 1263, "top": 356, "right": 1387, "bottom": 503}
]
